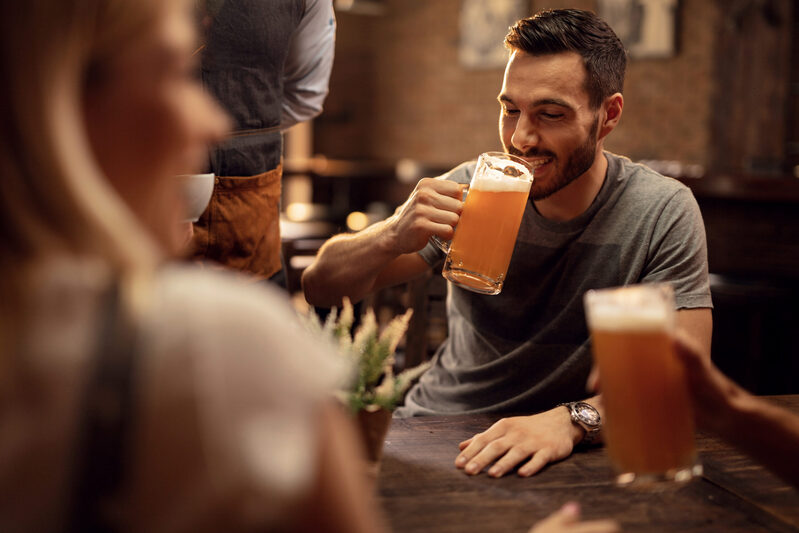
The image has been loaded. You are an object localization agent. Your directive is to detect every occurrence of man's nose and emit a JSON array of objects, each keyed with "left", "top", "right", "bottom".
[{"left": 511, "top": 114, "right": 539, "bottom": 154}]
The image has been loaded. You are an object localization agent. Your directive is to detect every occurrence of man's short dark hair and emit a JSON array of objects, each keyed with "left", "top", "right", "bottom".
[{"left": 504, "top": 8, "right": 627, "bottom": 109}]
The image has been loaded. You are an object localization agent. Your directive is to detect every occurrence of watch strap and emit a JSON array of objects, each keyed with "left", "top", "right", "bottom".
[{"left": 559, "top": 401, "right": 601, "bottom": 445}]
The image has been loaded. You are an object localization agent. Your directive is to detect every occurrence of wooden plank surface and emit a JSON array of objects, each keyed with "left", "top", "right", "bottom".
[{"left": 378, "top": 396, "right": 799, "bottom": 532}]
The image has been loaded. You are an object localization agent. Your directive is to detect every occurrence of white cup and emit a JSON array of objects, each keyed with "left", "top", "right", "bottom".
[{"left": 177, "top": 173, "right": 215, "bottom": 222}]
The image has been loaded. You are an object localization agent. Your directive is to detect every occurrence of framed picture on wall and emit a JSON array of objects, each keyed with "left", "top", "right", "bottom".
[
  {"left": 598, "top": 0, "right": 679, "bottom": 59},
  {"left": 459, "top": 0, "right": 527, "bottom": 69}
]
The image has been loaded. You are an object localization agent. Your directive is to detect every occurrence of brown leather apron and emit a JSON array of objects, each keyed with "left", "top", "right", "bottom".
[{"left": 190, "top": 164, "right": 282, "bottom": 280}]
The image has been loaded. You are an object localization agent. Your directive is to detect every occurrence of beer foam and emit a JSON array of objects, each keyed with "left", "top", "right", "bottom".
[
  {"left": 587, "top": 304, "right": 671, "bottom": 332},
  {"left": 471, "top": 162, "right": 532, "bottom": 192}
]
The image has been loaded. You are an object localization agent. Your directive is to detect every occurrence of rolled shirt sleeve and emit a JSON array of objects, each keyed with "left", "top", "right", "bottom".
[{"left": 281, "top": 0, "right": 336, "bottom": 128}]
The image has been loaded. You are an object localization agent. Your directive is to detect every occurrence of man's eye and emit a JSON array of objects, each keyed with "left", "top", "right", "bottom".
[
  {"left": 541, "top": 112, "right": 564, "bottom": 119},
  {"left": 502, "top": 107, "right": 519, "bottom": 116}
]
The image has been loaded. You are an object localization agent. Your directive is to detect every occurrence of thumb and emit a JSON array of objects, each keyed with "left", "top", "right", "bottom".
[
  {"left": 586, "top": 366, "right": 600, "bottom": 393},
  {"left": 535, "top": 502, "right": 581, "bottom": 530},
  {"left": 557, "top": 502, "right": 581, "bottom": 522}
]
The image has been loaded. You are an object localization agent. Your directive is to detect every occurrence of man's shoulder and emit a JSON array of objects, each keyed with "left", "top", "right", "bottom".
[{"left": 606, "top": 152, "right": 692, "bottom": 203}]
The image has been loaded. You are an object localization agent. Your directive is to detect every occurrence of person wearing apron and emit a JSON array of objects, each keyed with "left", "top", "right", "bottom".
[{"left": 191, "top": 0, "right": 335, "bottom": 281}]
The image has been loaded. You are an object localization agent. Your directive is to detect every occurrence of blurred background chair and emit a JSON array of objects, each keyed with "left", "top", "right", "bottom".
[{"left": 398, "top": 268, "right": 448, "bottom": 370}]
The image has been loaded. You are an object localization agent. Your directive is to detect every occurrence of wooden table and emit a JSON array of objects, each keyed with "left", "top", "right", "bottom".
[{"left": 378, "top": 396, "right": 799, "bottom": 532}]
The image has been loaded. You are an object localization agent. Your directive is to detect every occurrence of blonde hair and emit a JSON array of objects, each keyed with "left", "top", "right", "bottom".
[{"left": 0, "top": 1, "right": 178, "bottom": 357}]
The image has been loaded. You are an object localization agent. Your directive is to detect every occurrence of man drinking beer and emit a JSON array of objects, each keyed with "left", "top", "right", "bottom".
[{"left": 302, "top": 8, "right": 713, "bottom": 478}]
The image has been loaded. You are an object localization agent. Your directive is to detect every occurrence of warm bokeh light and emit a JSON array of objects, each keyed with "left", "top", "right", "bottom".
[
  {"left": 285, "top": 202, "right": 314, "bottom": 222},
  {"left": 346, "top": 211, "right": 369, "bottom": 231}
]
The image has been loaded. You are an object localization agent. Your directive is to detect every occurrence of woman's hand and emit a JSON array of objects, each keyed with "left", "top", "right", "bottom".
[{"left": 529, "top": 502, "right": 620, "bottom": 533}]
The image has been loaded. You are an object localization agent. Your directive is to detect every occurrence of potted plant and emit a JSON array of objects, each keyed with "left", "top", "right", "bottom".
[{"left": 302, "top": 298, "right": 431, "bottom": 465}]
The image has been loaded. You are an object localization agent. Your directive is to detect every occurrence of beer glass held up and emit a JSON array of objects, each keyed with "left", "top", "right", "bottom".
[
  {"left": 434, "top": 152, "right": 533, "bottom": 295},
  {"left": 583, "top": 284, "right": 702, "bottom": 488}
]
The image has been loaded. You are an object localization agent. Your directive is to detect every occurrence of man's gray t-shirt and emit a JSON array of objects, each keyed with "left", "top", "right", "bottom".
[{"left": 396, "top": 152, "right": 712, "bottom": 417}]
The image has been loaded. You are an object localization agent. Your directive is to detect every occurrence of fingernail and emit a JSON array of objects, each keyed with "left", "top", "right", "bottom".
[
  {"left": 455, "top": 456, "right": 466, "bottom": 466},
  {"left": 488, "top": 467, "right": 501, "bottom": 477},
  {"left": 561, "top": 502, "right": 580, "bottom": 516},
  {"left": 466, "top": 462, "right": 479, "bottom": 474}
]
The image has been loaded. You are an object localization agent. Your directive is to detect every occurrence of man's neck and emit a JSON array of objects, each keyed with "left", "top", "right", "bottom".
[{"left": 533, "top": 150, "right": 608, "bottom": 222}]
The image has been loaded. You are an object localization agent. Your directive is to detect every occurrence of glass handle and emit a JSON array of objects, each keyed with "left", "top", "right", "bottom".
[{"left": 430, "top": 235, "right": 450, "bottom": 253}]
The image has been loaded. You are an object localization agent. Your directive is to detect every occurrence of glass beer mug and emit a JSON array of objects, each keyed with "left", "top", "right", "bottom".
[
  {"left": 434, "top": 152, "right": 534, "bottom": 295},
  {"left": 583, "top": 283, "right": 702, "bottom": 488}
]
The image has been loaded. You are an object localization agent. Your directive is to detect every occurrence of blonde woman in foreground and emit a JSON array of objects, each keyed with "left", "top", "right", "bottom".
[
  {"left": 0, "top": 0, "right": 385, "bottom": 531},
  {"left": 0, "top": 0, "right": 621, "bottom": 531}
]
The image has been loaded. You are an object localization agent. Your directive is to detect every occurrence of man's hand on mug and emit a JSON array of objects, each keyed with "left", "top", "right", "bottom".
[
  {"left": 455, "top": 408, "right": 582, "bottom": 478},
  {"left": 385, "top": 177, "right": 464, "bottom": 254}
]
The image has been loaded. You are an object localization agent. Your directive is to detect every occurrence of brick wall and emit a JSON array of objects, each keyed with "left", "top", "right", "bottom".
[{"left": 316, "top": 0, "right": 719, "bottom": 169}]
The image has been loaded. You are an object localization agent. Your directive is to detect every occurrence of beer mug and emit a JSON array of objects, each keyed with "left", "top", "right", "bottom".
[
  {"left": 583, "top": 284, "right": 702, "bottom": 488},
  {"left": 434, "top": 152, "right": 533, "bottom": 295}
]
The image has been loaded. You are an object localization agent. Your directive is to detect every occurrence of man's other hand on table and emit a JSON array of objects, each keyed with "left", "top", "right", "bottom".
[{"left": 455, "top": 406, "right": 586, "bottom": 478}]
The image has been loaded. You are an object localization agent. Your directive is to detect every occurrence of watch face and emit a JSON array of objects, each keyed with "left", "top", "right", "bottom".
[{"left": 575, "top": 403, "right": 600, "bottom": 427}]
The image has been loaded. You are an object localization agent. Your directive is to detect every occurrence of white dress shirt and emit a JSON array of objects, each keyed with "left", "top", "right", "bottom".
[{"left": 281, "top": 0, "right": 336, "bottom": 128}]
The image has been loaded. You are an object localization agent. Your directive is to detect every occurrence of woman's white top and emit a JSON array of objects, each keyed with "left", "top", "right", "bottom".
[{"left": 0, "top": 257, "right": 348, "bottom": 533}]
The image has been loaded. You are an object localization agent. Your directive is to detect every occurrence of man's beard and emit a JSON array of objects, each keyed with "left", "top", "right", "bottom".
[{"left": 508, "top": 118, "right": 599, "bottom": 201}]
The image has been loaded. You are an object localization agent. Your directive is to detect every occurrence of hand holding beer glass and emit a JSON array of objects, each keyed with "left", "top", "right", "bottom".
[
  {"left": 583, "top": 284, "right": 701, "bottom": 488},
  {"left": 434, "top": 152, "right": 533, "bottom": 295}
]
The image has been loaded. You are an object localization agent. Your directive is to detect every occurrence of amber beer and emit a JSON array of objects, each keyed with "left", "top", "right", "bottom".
[
  {"left": 442, "top": 152, "right": 533, "bottom": 295},
  {"left": 584, "top": 285, "right": 700, "bottom": 487}
]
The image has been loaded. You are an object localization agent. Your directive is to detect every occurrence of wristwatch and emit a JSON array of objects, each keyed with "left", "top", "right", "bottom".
[{"left": 560, "top": 401, "right": 601, "bottom": 445}]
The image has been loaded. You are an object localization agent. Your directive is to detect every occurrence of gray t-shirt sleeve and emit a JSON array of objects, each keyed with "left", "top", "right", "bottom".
[
  {"left": 417, "top": 161, "right": 476, "bottom": 267},
  {"left": 640, "top": 187, "right": 712, "bottom": 309}
]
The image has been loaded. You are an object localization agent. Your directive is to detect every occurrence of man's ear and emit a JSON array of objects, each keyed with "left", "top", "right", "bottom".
[{"left": 598, "top": 93, "right": 624, "bottom": 140}]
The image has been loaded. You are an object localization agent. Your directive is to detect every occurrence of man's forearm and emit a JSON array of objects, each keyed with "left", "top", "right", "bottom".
[
  {"left": 302, "top": 219, "right": 398, "bottom": 307},
  {"left": 302, "top": 176, "right": 464, "bottom": 307}
]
